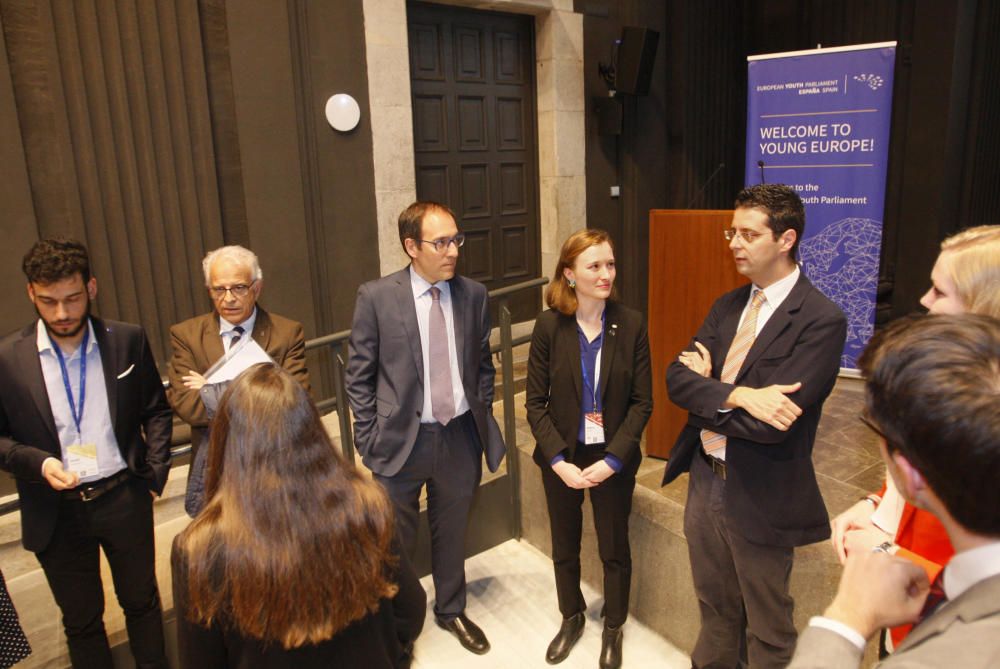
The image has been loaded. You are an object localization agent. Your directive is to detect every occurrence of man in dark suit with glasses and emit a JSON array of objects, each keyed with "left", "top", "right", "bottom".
[
  {"left": 663, "top": 184, "right": 847, "bottom": 669},
  {"left": 346, "top": 201, "right": 503, "bottom": 656}
]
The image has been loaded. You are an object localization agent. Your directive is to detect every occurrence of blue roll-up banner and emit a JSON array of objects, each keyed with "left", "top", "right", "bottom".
[{"left": 746, "top": 42, "right": 896, "bottom": 372}]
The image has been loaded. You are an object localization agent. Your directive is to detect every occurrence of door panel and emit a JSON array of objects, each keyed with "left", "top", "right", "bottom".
[{"left": 408, "top": 1, "right": 540, "bottom": 322}]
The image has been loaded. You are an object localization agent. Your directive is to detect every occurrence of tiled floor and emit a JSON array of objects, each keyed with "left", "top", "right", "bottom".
[{"left": 413, "top": 539, "right": 691, "bottom": 669}]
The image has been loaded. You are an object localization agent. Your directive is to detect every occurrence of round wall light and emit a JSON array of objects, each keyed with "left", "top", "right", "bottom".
[{"left": 325, "top": 93, "right": 361, "bottom": 132}]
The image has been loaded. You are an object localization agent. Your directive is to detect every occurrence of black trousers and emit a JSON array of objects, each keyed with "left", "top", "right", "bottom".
[
  {"left": 536, "top": 444, "right": 639, "bottom": 628},
  {"left": 375, "top": 412, "right": 481, "bottom": 619},
  {"left": 36, "top": 477, "right": 167, "bottom": 669},
  {"left": 684, "top": 451, "right": 796, "bottom": 669}
]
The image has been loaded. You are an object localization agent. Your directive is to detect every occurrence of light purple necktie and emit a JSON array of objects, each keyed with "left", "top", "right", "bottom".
[{"left": 429, "top": 286, "right": 455, "bottom": 425}]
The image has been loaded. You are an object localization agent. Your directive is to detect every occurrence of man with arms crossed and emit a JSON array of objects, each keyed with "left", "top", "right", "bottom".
[
  {"left": 0, "top": 238, "right": 171, "bottom": 668},
  {"left": 346, "top": 201, "right": 498, "bottom": 655},
  {"left": 663, "top": 184, "right": 847, "bottom": 668},
  {"left": 789, "top": 313, "right": 1000, "bottom": 668},
  {"left": 167, "top": 245, "right": 309, "bottom": 515}
]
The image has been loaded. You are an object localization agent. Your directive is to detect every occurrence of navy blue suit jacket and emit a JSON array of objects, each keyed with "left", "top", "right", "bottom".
[{"left": 662, "top": 273, "right": 846, "bottom": 548}]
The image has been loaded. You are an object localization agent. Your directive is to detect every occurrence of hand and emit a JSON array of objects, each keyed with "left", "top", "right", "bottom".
[
  {"left": 182, "top": 370, "right": 208, "bottom": 391},
  {"left": 726, "top": 383, "right": 803, "bottom": 430},
  {"left": 678, "top": 342, "right": 712, "bottom": 378},
  {"left": 552, "top": 461, "right": 596, "bottom": 489},
  {"left": 831, "top": 499, "right": 879, "bottom": 563},
  {"left": 42, "top": 457, "right": 79, "bottom": 491},
  {"left": 580, "top": 460, "right": 615, "bottom": 485},
  {"left": 823, "top": 551, "right": 930, "bottom": 641},
  {"left": 843, "top": 526, "right": 893, "bottom": 561}
]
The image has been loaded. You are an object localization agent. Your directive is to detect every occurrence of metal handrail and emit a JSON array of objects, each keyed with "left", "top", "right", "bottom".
[{"left": 2, "top": 276, "right": 547, "bottom": 527}]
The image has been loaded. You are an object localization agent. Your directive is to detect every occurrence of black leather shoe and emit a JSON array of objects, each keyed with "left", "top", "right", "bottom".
[
  {"left": 435, "top": 613, "right": 490, "bottom": 654},
  {"left": 545, "top": 612, "right": 585, "bottom": 664},
  {"left": 599, "top": 624, "right": 623, "bottom": 669}
]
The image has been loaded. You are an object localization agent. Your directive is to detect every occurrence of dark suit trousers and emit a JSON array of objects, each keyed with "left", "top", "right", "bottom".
[
  {"left": 685, "top": 451, "right": 796, "bottom": 669},
  {"left": 375, "top": 412, "right": 481, "bottom": 619},
  {"left": 537, "top": 445, "right": 639, "bottom": 628},
  {"left": 36, "top": 477, "right": 167, "bottom": 669}
]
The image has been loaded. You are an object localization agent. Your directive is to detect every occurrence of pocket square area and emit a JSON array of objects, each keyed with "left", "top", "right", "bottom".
[{"left": 116, "top": 364, "right": 135, "bottom": 379}]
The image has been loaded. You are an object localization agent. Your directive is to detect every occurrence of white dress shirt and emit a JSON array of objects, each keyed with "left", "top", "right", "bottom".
[
  {"left": 37, "top": 319, "right": 127, "bottom": 482},
  {"left": 410, "top": 267, "right": 470, "bottom": 423},
  {"left": 808, "top": 540, "right": 1000, "bottom": 651},
  {"left": 219, "top": 307, "right": 257, "bottom": 355},
  {"left": 713, "top": 266, "right": 801, "bottom": 459},
  {"left": 738, "top": 265, "right": 800, "bottom": 337}
]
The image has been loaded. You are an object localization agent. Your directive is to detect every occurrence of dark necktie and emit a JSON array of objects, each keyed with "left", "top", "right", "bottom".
[
  {"left": 915, "top": 571, "right": 948, "bottom": 626},
  {"left": 229, "top": 325, "right": 245, "bottom": 352},
  {"left": 428, "top": 286, "right": 455, "bottom": 425}
]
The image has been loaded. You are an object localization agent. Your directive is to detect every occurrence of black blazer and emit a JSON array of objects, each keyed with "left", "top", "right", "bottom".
[
  {"left": 526, "top": 301, "right": 653, "bottom": 465},
  {"left": 0, "top": 317, "right": 172, "bottom": 552},
  {"left": 662, "top": 273, "right": 847, "bottom": 548}
]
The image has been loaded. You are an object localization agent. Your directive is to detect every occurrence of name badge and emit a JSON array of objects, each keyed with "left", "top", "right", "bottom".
[
  {"left": 65, "top": 444, "right": 99, "bottom": 479},
  {"left": 584, "top": 412, "right": 605, "bottom": 445}
]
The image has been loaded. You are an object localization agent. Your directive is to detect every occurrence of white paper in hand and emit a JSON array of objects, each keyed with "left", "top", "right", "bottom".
[{"left": 203, "top": 338, "right": 275, "bottom": 384}]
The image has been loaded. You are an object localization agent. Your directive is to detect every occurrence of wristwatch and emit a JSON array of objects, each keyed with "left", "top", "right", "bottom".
[{"left": 871, "top": 541, "right": 895, "bottom": 554}]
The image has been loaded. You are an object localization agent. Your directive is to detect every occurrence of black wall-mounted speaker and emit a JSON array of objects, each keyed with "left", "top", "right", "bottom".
[{"left": 615, "top": 27, "right": 659, "bottom": 95}]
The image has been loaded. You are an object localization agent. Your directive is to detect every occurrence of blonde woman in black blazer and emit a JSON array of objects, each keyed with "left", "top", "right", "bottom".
[{"left": 526, "top": 229, "right": 653, "bottom": 669}]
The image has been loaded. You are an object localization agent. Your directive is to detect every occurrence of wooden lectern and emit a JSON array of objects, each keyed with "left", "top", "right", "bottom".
[{"left": 645, "top": 210, "right": 749, "bottom": 460}]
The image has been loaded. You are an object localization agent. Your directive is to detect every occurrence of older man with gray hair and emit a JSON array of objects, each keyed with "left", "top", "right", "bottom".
[{"left": 167, "top": 245, "right": 309, "bottom": 515}]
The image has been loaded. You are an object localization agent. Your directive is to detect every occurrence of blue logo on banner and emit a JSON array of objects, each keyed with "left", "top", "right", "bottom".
[{"left": 746, "top": 44, "right": 896, "bottom": 369}]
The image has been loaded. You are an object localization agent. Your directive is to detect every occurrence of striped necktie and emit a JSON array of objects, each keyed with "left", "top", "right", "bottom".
[
  {"left": 701, "top": 289, "right": 767, "bottom": 457},
  {"left": 228, "top": 325, "right": 245, "bottom": 353}
]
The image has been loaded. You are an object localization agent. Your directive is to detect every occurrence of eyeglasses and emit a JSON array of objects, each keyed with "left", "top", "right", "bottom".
[
  {"left": 858, "top": 411, "right": 886, "bottom": 440},
  {"left": 724, "top": 228, "right": 769, "bottom": 244},
  {"left": 209, "top": 280, "right": 256, "bottom": 300},
  {"left": 416, "top": 234, "right": 465, "bottom": 253}
]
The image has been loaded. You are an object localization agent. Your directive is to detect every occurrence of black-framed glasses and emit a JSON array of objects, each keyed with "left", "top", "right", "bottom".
[
  {"left": 724, "top": 228, "right": 768, "bottom": 244},
  {"left": 209, "top": 280, "right": 256, "bottom": 300},
  {"left": 858, "top": 411, "right": 886, "bottom": 440},
  {"left": 417, "top": 234, "right": 465, "bottom": 253}
]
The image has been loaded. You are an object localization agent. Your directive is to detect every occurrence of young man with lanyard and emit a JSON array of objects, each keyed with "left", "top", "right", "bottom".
[{"left": 0, "top": 238, "right": 172, "bottom": 668}]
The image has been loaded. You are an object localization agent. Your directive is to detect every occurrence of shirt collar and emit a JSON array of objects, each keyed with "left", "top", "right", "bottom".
[
  {"left": 409, "top": 265, "right": 449, "bottom": 300},
  {"left": 36, "top": 318, "right": 97, "bottom": 357},
  {"left": 943, "top": 541, "right": 1000, "bottom": 601},
  {"left": 218, "top": 307, "right": 257, "bottom": 335},
  {"left": 754, "top": 265, "right": 800, "bottom": 309}
]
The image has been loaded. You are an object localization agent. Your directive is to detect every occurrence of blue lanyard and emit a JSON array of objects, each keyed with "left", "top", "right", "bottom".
[
  {"left": 579, "top": 312, "right": 605, "bottom": 412},
  {"left": 52, "top": 327, "right": 88, "bottom": 439}
]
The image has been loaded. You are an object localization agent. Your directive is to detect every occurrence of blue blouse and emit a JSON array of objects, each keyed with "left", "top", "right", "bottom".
[{"left": 549, "top": 313, "right": 622, "bottom": 472}]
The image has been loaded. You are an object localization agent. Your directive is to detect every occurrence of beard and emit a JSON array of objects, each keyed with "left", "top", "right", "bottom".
[{"left": 37, "top": 299, "right": 91, "bottom": 343}]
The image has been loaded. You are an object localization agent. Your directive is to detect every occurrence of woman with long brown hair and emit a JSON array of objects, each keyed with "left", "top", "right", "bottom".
[
  {"left": 172, "top": 363, "right": 425, "bottom": 667},
  {"left": 526, "top": 229, "right": 652, "bottom": 669}
]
